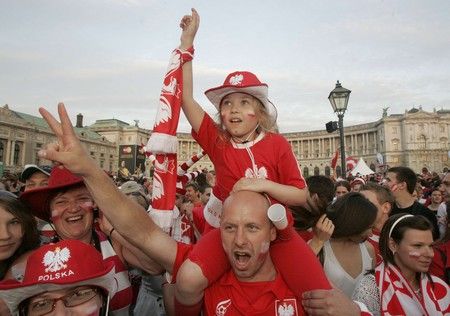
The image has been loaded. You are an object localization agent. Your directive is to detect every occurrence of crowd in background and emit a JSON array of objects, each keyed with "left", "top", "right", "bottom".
[{"left": 0, "top": 162, "right": 449, "bottom": 315}]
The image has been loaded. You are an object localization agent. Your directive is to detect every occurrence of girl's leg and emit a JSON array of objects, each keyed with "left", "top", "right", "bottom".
[{"left": 271, "top": 225, "right": 331, "bottom": 297}]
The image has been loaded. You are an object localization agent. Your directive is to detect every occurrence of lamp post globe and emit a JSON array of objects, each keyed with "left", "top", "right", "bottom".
[{"left": 328, "top": 80, "right": 351, "bottom": 177}]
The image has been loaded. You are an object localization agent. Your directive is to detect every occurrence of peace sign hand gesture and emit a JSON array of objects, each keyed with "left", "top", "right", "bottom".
[{"left": 38, "top": 102, "right": 98, "bottom": 176}]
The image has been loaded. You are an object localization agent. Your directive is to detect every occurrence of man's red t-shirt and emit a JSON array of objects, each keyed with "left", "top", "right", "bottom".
[{"left": 173, "top": 243, "right": 304, "bottom": 315}]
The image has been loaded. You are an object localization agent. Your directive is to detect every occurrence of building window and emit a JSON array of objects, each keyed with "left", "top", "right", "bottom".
[
  {"left": 335, "top": 166, "right": 342, "bottom": 177},
  {"left": 303, "top": 167, "right": 309, "bottom": 178},
  {"left": 0, "top": 141, "right": 4, "bottom": 162},
  {"left": 13, "top": 143, "right": 20, "bottom": 164},
  {"left": 314, "top": 166, "right": 320, "bottom": 176},
  {"left": 325, "top": 166, "right": 331, "bottom": 176}
]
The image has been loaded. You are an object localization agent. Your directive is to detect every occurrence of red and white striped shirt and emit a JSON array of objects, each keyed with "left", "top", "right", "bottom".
[{"left": 96, "top": 229, "right": 133, "bottom": 316}]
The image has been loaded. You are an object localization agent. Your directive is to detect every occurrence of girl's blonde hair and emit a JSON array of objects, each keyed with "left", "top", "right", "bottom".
[{"left": 215, "top": 96, "right": 278, "bottom": 140}]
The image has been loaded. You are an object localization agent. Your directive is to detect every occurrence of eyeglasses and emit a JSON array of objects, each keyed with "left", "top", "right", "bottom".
[{"left": 23, "top": 286, "right": 100, "bottom": 316}]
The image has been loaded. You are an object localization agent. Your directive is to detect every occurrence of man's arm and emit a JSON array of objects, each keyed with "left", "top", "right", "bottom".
[{"left": 38, "top": 103, "right": 177, "bottom": 272}]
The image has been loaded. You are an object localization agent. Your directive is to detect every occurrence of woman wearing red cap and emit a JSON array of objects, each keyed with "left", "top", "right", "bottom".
[
  {"left": 174, "top": 8, "right": 330, "bottom": 313},
  {"left": 0, "top": 240, "right": 116, "bottom": 316},
  {"left": 19, "top": 168, "right": 143, "bottom": 316}
]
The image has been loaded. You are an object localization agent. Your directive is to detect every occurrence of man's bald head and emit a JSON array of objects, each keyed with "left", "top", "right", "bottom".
[{"left": 222, "top": 191, "right": 270, "bottom": 220}]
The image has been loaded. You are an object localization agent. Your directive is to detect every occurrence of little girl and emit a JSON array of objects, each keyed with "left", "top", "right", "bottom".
[{"left": 174, "top": 8, "right": 330, "bottom": 312}]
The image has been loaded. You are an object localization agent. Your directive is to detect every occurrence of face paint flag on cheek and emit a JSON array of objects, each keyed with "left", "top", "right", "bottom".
[
  {"left": 409, "top": 251, "right": 421, "bottom": 258},
  {"left": 143, "top": 46, "right": 195, "bottom": 232}
]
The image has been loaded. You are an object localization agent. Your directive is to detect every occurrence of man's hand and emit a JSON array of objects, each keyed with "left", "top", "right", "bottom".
[
  {"left": 38, "top": 103, "right": 97, "bottom": 176},
  {"left": 179, "top": 8, "right": 200, "bottom": 50},
  {"left": 302, "top": 288, "right": 363, "bottom": 316}
]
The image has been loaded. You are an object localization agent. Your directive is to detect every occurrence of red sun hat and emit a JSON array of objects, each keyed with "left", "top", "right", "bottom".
[
  {"left": 205, "top": 71, "right": 277, "bottom": 122},
  {"left": 0, "top": 239, "right": 116, "bottom": 315},
  {"left": 20, "top": 167, "right": 85, "bottom": 222}
]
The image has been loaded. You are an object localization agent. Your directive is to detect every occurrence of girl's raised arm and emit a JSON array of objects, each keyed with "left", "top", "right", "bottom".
[{"left": 179, "top": 8, "right": 204, "bottom": 133}]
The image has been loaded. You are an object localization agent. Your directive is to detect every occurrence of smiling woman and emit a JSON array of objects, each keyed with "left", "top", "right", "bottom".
[
  {"left": 0, "top": 193, "right": 39, "bottom": 280},
  {"left": 19, "top": 167, "right": 133, "bottom": 315},
  {"left": 352, "top": 214, "right": 450, "bottom": 315}
]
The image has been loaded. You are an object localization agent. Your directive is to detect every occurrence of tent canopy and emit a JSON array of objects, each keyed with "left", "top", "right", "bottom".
[{"left": 350, "top": 158, "right": 375, "bottom": 176}]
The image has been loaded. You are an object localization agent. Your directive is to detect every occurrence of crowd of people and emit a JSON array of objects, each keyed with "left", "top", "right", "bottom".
[{"left": 0, "top": 8, "right": 449, "bottom": 316}]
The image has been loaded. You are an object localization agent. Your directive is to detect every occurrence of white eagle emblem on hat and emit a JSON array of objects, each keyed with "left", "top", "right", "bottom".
[
  {"left": 229, "top": 74, "right": 243, "bottom": 86},
  {"left": 43, "top": 247, "right": 71, "bottom": 273}
]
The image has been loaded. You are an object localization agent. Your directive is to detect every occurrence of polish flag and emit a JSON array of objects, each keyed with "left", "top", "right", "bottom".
[{"left": 330, "top": 149, "right": 339, "bottom": 169}]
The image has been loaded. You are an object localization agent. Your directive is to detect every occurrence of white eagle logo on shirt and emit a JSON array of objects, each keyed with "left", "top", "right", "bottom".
[
  {"left": 277, "top": 303, "right": 295, "bottom": 316},
  {"left": 245, "top": 166, "right": 268, "bottom": 179},
  {"left": 43, "top": 247, "right": 71, "bottom": 273}
]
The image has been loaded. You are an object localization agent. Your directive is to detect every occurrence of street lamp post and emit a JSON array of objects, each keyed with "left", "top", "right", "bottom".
[{"left": 328, "top": 80, "right": 351, "bottom": 177}]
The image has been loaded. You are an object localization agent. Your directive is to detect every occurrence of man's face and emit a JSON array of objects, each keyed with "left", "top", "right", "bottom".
[
  {"left": 335, "top": 185, "right": 349, "bottom": 198},
  {"left": 430, "top": 190, "right": 443, "bottom": 204},
  {"left": 200, "top": 187, "right": 212, "bottom": 205},
  {"left": 360, "top": 190, "right": 387, "bottom": 231},
  {"left": 384, "top": 172, "right": 402, "bottom": 195},
  {"left": 185, "top": 186, "right": 199, "bottom": 203},
  {"left": 50, "top": 186, "right": 95, "bottom": 242},
  {"left": 220, "top": 191, "right": 276, "bottom": 282},
  {"left": 24, "top": 171, "right": 49, "bottom": 191},
  {"left": 23, "top": 286, "right": 104, "bottom": 316}
]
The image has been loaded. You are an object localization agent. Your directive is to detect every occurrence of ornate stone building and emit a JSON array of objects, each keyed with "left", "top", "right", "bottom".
[
  {"left": 0, "top": 105, "right": 117, "bottom": 174},
  {"left": 284, "top": 108, "right": 449, "bottom": 177},
  {"left": 1, "top": 104, "right": 449, "bottom": 176}
]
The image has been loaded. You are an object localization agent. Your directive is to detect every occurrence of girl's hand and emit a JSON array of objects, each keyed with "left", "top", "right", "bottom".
[
  {"left": 232, "top": 177, "right": 267, "bottom": 193},
  {"left": 313, "top": 214, "right": 334, "bottom": 243},
  {"left": 179, "top": 8, "right": 200, "bottom": 50}
]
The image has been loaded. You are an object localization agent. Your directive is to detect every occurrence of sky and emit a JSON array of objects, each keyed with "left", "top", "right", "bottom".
[{"left": 1, "top": 0, "right": 449, "bottom": 133}]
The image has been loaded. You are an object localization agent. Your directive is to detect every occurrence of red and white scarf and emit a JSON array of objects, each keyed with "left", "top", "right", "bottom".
[
  {"left": 145, "top": 47, "right": 194, "bottom": 232},
  {"left": 376, "top": 262, "right": 450, "bottom": 315}
]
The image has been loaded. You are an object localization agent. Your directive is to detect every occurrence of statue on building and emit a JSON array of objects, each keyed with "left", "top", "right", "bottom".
[{"left": 382, "top": 106, "right": 389, "bottom": 118}]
